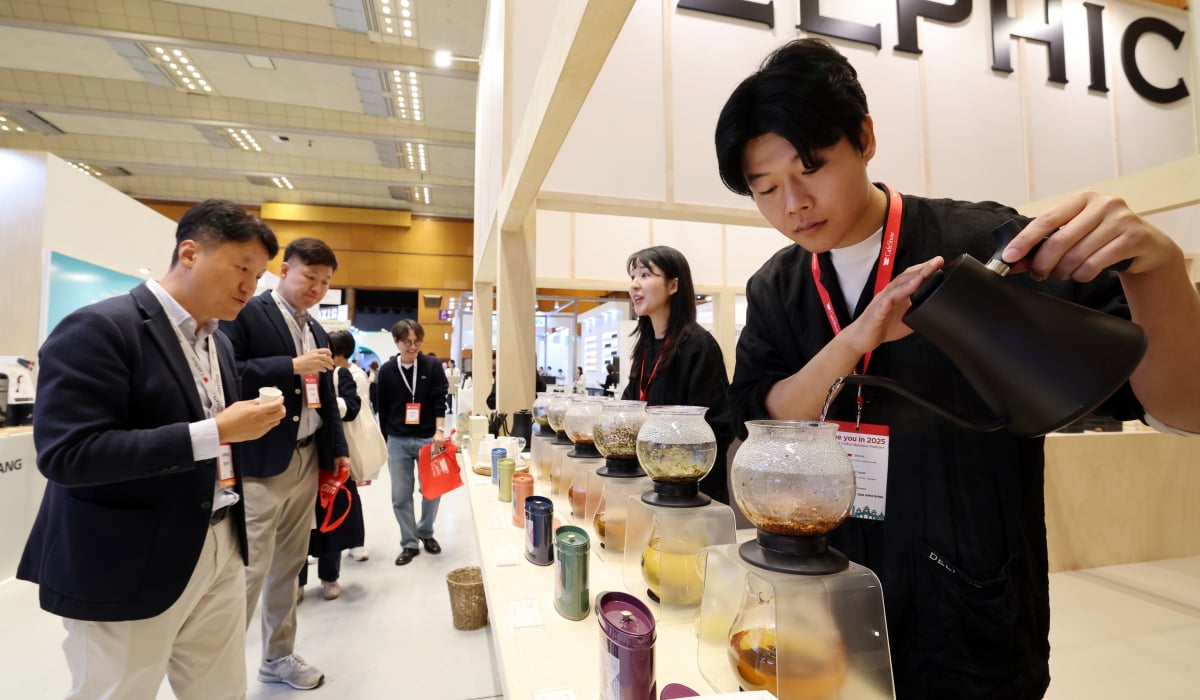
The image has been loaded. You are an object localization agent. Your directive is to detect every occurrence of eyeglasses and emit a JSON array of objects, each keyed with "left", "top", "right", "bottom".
[{"left": 399, "top": 338, "right": 423, "bottom": 347}]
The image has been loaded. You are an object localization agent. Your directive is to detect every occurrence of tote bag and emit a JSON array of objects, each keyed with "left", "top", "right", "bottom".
[{"left": 339, "top": 367, "right": 388, "bottom": 482}]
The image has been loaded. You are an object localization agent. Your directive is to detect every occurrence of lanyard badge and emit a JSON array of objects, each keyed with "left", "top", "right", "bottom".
[{"left": 812, "top": 184, "right": 903, "bottom": 520}]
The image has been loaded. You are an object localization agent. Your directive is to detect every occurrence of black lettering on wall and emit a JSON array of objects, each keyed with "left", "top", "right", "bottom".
[
  {"left": 1122, "top": 17, "right": 1188, "bottom": 105},
  {"left": 797, "top": 0, "right": 881, "bottom": 49},
  {"left": 1084, "top": 3, "right": 1108, "bottom": 93},
  {"left": 895, "top": 0, "right": 973, "bottom": 55},
  {"left": 677, "top": 0, "right": 774, "bottom": 29},
  {"left": 990, "top": 0, "right": 1067, "bottom": 85}
]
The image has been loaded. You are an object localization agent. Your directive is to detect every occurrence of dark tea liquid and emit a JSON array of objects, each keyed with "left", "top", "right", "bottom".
[{"left": 728, "top": 628, "right": 847, "bottom": 699}]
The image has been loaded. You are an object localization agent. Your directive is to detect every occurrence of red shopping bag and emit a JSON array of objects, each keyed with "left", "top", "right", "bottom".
[
  {"left": 317, "top": 463, "right": 353, "bottom": 533},
  {"left": 418, "top": 442, "right": 462, "bottom": 500}
]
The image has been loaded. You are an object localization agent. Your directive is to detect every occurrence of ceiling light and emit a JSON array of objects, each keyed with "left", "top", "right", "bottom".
[
  {"left": 138, "top": 267, "right": 151, "bottom": 275},
  {"left": 403, "top": 30, "right": 412, "bottom": 37},
  {"left": 0, "top": 114, "right": 26, "bottom": 133},
  {"left": 142, "top": 44, "right": 216, "bottom": 95},
  {"left": 225, "top": 128, "right": 263, "bottom": 152},
  {"left": 386, "top": 27, "right": 394, "bottom": 33},
  {"left": 385, "top": 17, "right": 392, "bottom": 23},
  {"left": 402, "top": 9, "right": 410, "bottom": 17},
  {"left": 382, "top": 6, "right": 391, "bottom": 13},
  {"left": 271, "top": 176, "right": 294, "bottom": 190},
  {"left": 402, "top": 19, "right": 412, "bottom": 28},
  {"left": 67, "top": 161, "right": 103, "bottom": 177},
  {"left": 401, "top": 0, "right": 410, "bottom": 6}
]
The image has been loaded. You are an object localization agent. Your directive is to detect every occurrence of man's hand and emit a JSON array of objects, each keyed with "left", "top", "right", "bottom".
[
  {"left": 433, "top": 428, "right": 446, "bottom": 450},
  {"left": 1003, "top": 191, "right": 1178, "bottom": 281},
  {"left": 842, "top": 256, "right": 945, "bottom": 357},
  {"left": 293, "top": 348, "right": 335, "bottom": 374},
  {"left": 215, "top": 398, "right": 286, "bottom": 443},
  {"left": 334, "top": 456, "right": 351, "bottom": 475}
]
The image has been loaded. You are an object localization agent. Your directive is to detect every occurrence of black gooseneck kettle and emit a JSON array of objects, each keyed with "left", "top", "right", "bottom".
[{"left": 839, "top": 220, "right": 1147, "bottom": 437}]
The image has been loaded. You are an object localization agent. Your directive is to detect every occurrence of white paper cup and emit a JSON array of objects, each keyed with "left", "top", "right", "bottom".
[{"left": 258, "top": 386, "right": 283, "bottom": 404}]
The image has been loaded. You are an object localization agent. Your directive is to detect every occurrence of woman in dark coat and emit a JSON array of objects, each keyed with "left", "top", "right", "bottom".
[
  {"left": 298, "top": 330, "right": 367, "bottom": 601},
  {"left": 622, "top": 246, "right": 732, "bottom": 504}
]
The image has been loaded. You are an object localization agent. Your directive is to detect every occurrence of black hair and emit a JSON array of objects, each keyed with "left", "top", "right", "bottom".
[
  {"left": 171, "top": 199, "right": 279, "bottom": 267},
  {"left": 715, "top": 38, "right": 870, "bottom": 196},
  {"left": 283, "top": 237, "right": 339, "bottom": 271},
  {"left": 391, "top": 318, "right": 424, "bottom": 342},
  {"left": 625, "top": 245, "right": 699, "bottom": 383},
  {"left": 327, "top": 329, "right": 355, "bottom": 360}
]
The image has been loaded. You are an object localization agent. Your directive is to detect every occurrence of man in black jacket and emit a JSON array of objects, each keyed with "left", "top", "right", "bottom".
[
  {"left": 377, "top": 319, "right": 449, "bottom": 565},
  {"left": 19, "top": 199, "right": 285, "bottom": 698},
  {"left": 221, "top": 237, "right": 349, "bottom": 690},
  {"left": 716, "top": 38, "right": 1200, "bottom": 699}
]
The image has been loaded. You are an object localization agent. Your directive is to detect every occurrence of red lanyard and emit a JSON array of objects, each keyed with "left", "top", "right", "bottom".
[
  {"left": 811, "top": 184, "right": 903, "bottom": 423},
  {"left": 638, "top": 337, "right": 669, "bottom": 402}
]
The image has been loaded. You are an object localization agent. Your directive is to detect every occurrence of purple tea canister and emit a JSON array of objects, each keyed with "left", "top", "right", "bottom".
[{"left": 597, "top": 591, "right": 656, "bottom": 700}]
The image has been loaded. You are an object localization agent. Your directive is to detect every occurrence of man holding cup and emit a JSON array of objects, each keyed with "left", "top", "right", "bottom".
[
  {"left": 18, "top": 199, "right": 286, "bottom": 699},
  {"left": 221, "top": 237, "right": 349, "bottom": 690}
]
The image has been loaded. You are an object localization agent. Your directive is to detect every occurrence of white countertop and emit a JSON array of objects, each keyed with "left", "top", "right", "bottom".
[{"left": 461, "top": 455, "right": 713, "bottom": 699}]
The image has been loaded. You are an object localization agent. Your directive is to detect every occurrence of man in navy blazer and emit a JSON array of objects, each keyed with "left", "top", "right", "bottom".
[
  {"left": 221, "top": 237, "right": 349, "bottom": 691},
  {"left": 18, "top": 199, "right": 286, "bottom": 699}
]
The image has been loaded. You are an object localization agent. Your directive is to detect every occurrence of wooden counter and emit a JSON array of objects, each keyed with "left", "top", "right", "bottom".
[{"left": 1045, "top": 430, "right": 1199, "bottom": 572}]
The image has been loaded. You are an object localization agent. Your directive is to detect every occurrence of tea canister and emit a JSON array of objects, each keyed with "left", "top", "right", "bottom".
[
  {"left": 597, "top": 591, "right": 656, "bottom": 700},
  {"left": 511, "top": 472, "right": 534, "bottom": 527},
  {"left": 496, "top": 457, "right": 516, "bottom": 502},
  {"left": 524, "top": 496, "right": 554, "bottom": 566},
  {"left": 553, "top": 525, "right": 590, "bottom": 620},
  {"left": 491, "top": 447, "right": 507, "bottom": 485}
]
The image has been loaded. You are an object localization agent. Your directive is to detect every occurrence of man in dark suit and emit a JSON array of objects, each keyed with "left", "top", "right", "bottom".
[
  {"left": 18, "top": 199, "right": 286, "bottom": 699},
  {"left": 221, "top": 237, "right": 349, "bottom": 690},
  {"left": 377, "top": 319, "right": 448, "bottom": 565}
]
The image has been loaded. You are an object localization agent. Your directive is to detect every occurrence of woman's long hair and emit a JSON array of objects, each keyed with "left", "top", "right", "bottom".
[{"left": 626, "top": 245, "right": 699, "bottom": 387}]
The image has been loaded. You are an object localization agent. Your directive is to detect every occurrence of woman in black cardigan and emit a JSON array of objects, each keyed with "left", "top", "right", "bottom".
[{"left": 622, "top": 246, "right": 732, "bottom": 504}]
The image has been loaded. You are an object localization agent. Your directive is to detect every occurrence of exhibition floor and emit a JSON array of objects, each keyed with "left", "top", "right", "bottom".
[{"left": 0, "top": 462, "right": 1197, "bottom": 698}]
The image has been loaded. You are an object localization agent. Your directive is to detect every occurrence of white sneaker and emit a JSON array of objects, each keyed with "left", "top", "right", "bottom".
[
  {"left": 321, "top": 580, "right": 341, "bottom": 600},
  {"left": 258, "top": 653, "right": 325, "bottom": 690},
  {"left": 348, "top": 546, "right": 369, "bottom": 561}
]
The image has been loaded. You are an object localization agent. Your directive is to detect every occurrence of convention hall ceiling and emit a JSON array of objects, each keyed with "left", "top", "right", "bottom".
[{"left": 0, "top": 0, "right": 486, "bottom": 219}]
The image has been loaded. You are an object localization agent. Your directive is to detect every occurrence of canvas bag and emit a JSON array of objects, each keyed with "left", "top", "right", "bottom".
[
  {"left": 338, "top": 367, "right": 388, "bottom": 482},
  {"left": 418, "top": 442, "right": 463, "bottom": 500}
]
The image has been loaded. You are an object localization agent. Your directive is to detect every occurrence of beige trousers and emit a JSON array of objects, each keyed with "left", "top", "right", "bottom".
[
  {"left": 62, "top": 516, "right": 247, "bottom": 700},
  {"left": 242, "top": 441, "right": 319, "bottom": 662}
]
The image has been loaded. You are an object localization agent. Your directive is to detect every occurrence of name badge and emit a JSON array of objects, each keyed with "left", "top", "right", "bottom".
[
  {"left": 303, "top": 373, "right": 321, "bottom": 408},
  {"left": 405, "top": 402, "right": 421, "bottom": 424},
  {"left": 831, "top": 421, "right": 890, "bottom": 521},
  {"left": 218, "top": 443, "right": 236, "bottom": 488}
]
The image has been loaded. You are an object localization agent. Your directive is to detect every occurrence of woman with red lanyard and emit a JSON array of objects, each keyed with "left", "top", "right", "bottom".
[{"left": 621, "top": 246, "right": 733, "bottom": 505}]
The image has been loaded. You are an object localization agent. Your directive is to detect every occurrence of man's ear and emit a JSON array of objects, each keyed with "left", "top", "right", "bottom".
[
  {"left": 177, "top": 239, "right": 200, "bottom": 268},
  {"left": 279, "top": 261, "right": 290, "bottom": 278}
]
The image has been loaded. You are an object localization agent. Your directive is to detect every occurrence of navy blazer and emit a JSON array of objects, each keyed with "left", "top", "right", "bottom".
[
  {"left": 220, "top": 290, "right": 347, "bottom": 477},
  {"left": 18, "top": 284, "right": 249, "bottom": 622}
]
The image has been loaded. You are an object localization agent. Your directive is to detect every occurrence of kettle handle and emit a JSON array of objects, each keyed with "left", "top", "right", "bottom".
[
  {"left": 986, "top": 219, "right": 1133, "bottom": 276},
  {"left": 836, "top": 374, "right": 1008, "bottom": 433}
]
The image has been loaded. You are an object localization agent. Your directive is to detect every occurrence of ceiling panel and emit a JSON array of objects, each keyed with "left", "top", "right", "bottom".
[
  {"left": 421, "top": 74, "right": 478, "bottom": 133},
  {"left": 170, "top": 0, "right": 341, "bottom": 29},
  {"left": 0, "top": 27, "right": 143, "bottom": 81},
  {"left": 35, "top": 112, "right": 214, "bottom": 145},
  {"left": 257, "top": 131, "right": 392, "bottom": 166},
  {"left": 184, "top": 50, "right": 366, "bottom": 113},
  {"left": 417, "top": 0, "right": 488, "bottom": 57},
  {"left": 425, "top": 144, "right": 474, "bottom": 179}
]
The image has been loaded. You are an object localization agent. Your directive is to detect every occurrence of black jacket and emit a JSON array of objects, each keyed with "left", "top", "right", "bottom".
[
  {"left": 622, "top": 327, "right": 732, "bottom": 504},
  {"left": 730, "top": 188, "right": 1142, "bottom": 699},
  {"left": 377, "top": 352, "right": 448, "bottom": 439},
  {"left": 20, "top": 284, "right": 249, "bottom": 621},
  {"left": 220, "top": 291, "right": 348, "bottom": 477}
]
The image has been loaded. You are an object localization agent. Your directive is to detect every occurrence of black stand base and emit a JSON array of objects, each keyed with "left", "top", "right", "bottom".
[
  {"left": 640, "top": 481, "right": 710, "bottom": 508},
  {"left": 738, "top": 530, "right": 849, "bottom": 575},
  {"left": 567, "top": 441, "right": 601, "bottom": 458},
  {"left": 596, "top": 457, "right": 644, "bottom": 478}
]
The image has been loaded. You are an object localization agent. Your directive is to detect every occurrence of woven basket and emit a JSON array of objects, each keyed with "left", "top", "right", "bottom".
[{"left": 446, "top": 566, "right": 488, "bottom": 631}]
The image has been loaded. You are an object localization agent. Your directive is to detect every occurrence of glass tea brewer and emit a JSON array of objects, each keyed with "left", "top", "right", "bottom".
[
  {"left": 621, "top": 406, "right": 736, "bottom": 620},
  {"left": 543, "top": 393, "right": 575, "bottom": 493},
  {"left": 583, "top": 401, "right": 652, "bottom": 561},
  {"left": 562, "top": 397, "right": 607, "bottom": 523},
  {"left": 530, "top": 391, "right": 555, "bottom": 481},
  {"left": 697, "top": 420, "right": 894, "bottom": 699}
]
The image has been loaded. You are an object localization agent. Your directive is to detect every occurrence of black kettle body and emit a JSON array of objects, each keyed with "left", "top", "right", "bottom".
[{"left": 850, "top": 253, "right": 1147, "bottom": 437}]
